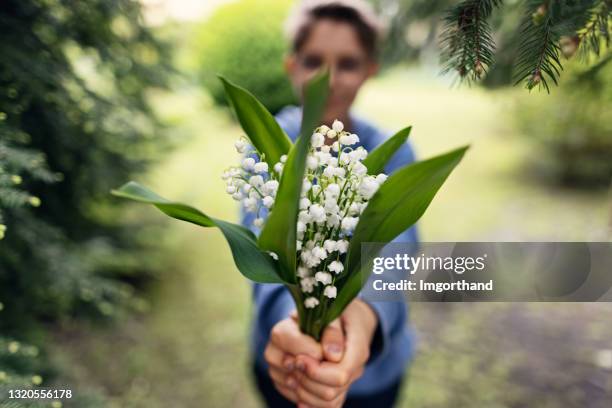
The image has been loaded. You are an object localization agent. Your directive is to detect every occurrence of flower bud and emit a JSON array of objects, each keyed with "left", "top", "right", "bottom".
[
  {"left": 242, "top": 157, "right": 255, "bottom": 171},
  {"left": 336, "top": 240, "right": 349, "bottom": 254},
  {"left": 301, "top": 277, "right": 316, "bottom": 293},
  {"left": 304, "top": 297, "right": 320, "bottom": 308},
  {"left": 328, "top": 260, "right": 344, "bottom": 274},
  {"left": 332, "top": 119, "right": 344, "bottom": 133},
  {"left": 234, "top": 139, "right": 247, "bottom": 153},
  {"left": 253, "top": 162, "right": 268, "bottom": 174},
  {"left": 315, "top": 271, "right": 332, "bottom": 285},
  {"left": 262, "top": 196, "right": 274, "bottom": 208},
  {"left": 311, "top": 132, "right": 325, "bottom": 148},
  {"left": 306, "top": 155, "right": 318, "bottom": 170},
  {"left": 249, "top": 175, "right": 264, "bottom": 187},
  {"left": 324, "top": 285, "right": 337, "bottom": 298}
]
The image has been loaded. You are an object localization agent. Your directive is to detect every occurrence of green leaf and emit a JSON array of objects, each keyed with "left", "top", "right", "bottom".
[
  {"left": 111, "top": 181, "right": 284, "bottom": 284},
  {"left": 362, "top": 126, "right": 412, "bottom": 175},
  {"left": 258, "top": 71, "right": 330, "bottom": 283},
  {"left": 220, "top": 76, "right": 292, "bottom": 168},
  {"left": 111, "top": 181, "right": 215, "bottom": 227},
  {"left": 326, "top": 146, "right": 469, "bottom": 323}
]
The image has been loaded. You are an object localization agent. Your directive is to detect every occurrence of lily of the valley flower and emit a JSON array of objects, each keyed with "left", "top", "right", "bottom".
[{"left": 222, "top": 119, "right": 390, "bottom": 310}]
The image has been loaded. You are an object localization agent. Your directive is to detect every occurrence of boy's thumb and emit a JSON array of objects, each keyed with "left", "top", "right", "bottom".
[{"left": 321, "top": 318, "right": 345, "bottom": 362}]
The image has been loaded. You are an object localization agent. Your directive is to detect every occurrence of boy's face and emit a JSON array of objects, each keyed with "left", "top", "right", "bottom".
[{"left": 286, "top": 19, "right": 379, "bottom": 125}]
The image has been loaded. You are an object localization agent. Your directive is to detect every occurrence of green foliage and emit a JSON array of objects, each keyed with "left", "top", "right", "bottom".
[
  {"left": 0, "top": 302, "right": 71, "bottom": 408},
  {"left": 0, "top": 335, "right": 50, "bottom": 408},
  {"left": 257, "top": 72, "right": 330, "bottom": 284},
  {"left": 0, "top": 1, "right": 168, "bottom": 403},
  {"left": 0, "top": 122, "right": 59, "bottom": 237},
  {"left": 515, "top": 56, "right": 612, "bottom": 187},
  {"left": 220, "top": 76, "right": 292, "bottom": 168},
  {"left": 193, "top": 0, "right": 296, "bottom": 113},
  {"left": 440, "top": 0, "right": 502, "bottom": 82},
  {"left": 514, "top": 1, "right": 564, "bottom": 92},
  {"left": 0, "top": 0, "right": 168, "bottom": 333},
  {"left": 363, "top": 126, "right": 412, "bottom": 175},
  {"left": 440, "top": 0, "right": 611, "bottom": 91}
]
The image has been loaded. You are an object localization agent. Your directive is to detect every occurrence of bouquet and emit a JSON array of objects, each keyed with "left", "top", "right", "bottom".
[{"left": 112, "top": 73, "right": 467, "bottom": 340}]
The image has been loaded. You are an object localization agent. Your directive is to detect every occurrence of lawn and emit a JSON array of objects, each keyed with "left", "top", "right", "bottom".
[{"left": 49, "top": 68, "right": 611, "bottom": 407}]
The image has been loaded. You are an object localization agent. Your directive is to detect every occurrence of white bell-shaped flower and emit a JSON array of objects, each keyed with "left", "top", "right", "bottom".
[
  {"left": 328, "top": 260, "right": 344, "bottom": 274},
  {"left": 242, "top": 157, "right": 255, "bottom": 171},
  {"left": 332, "top": 119, "right": 344, "bottom": 133},
  {"left": 304, "top": 297, "right": 320, "bottom": 308},
  {"left": 323, "top": 285, "right": 337, "bottom": 298},
  {"left": 311, "top": 132, "right": 325, "bottom": 148},
  {"left": 315, "top": 271, "right": 332, "bottom": 285},
  {"left": 253, "top": 161, "right": 268, "bottom": 174}
]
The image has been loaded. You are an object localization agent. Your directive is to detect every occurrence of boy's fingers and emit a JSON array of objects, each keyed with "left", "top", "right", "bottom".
[
  {"left": 269, "top": 367, "right": 299, "bottom": 402},
  {"left": 270, "top": 319, "right": 323, "bottom": 360},
  {"left": 268, "top": 366, "right": 286, "bottom": 385},
  {"left": 296, "top": 384, "right": 346, "bottom": 407},
  {"left": 296, "top": 355, "right": 351, "bottom": 388},
  {"left": 321, "top": 318, "right": 344, "bottom": 363},
  {"left": 294, "top": 370, "right": 348, "bottom": 401},
  {"left": 282, "top": 354, "right": 295, "bottom": 371},
  {"left": 343, "top": 315, "right": 372, "bottom": 367},
  {"left": 351, "top": 366, "right": 365, "bottom": 382},
  {"left": 276, "top": 384, "right": 299, "bottom": 404},
  {"left": 264, "top": 343, "right": 286, "bottom": 370}
]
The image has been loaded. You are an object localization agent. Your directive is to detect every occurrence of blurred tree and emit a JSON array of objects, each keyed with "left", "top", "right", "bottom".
[
  {"left": 371, "top": 0, "right": 455, "bottom": 66},
  {"left": 192, "top": 0, "right": 296, "bottom": 113},
  {"left": 0, "top": 0, "right": 169, "bottom": 335},
  {"left": 515, "top": 55, "right": 612, "bottom": 186}
]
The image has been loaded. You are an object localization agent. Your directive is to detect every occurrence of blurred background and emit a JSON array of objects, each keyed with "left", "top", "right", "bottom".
[{"left": 0, "top": 0, "right": 610, "bottom": 407}]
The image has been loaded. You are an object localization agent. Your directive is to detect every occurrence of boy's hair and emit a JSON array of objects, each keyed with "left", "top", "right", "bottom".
[{"left": 285, "top": 0, "right": 386, "bottom": 59}]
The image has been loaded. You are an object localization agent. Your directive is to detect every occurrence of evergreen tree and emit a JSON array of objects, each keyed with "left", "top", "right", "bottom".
[{"left": 0, "top": 0, "right": 169, "bottom": 332}]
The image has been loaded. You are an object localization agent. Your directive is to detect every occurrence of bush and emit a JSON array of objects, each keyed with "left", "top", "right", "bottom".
[
  {"left": 515, "top": 57, "right": 612, "bottom": 187},
  {"left": 0, "top": 0, "right": 168, "bottom": 333},
  {"left": 193, "top": 0, "right": 296, "bottom": 113}
]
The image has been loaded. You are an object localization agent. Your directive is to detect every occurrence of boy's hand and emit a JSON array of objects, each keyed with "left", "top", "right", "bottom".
[
  {"left": 293, "top": 299, "right": 377, "bottom": 408},
  {"left": 263, "top": 299, "right": 378, "bottom": 407},
  {"left": 264, "top": 313, "right": 345, "bottom": 404}
]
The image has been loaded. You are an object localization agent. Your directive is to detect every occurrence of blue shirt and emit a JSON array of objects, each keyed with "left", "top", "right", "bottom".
[{"left": 245, "top": 105, "right": 418, "bottom": 396}]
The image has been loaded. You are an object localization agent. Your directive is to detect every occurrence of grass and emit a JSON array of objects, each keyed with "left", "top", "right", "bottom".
[{"left": 49, "top": 68, "right": 611, "bottom": 407}]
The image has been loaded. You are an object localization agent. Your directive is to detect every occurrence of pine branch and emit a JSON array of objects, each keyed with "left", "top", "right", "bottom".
[
  {"left": 440, "top": 0, "right": 503, "bottom": 82},
  {"left": 0, "top": 188, "right": 32, "bottom": 208},
  {"left": 513, "top": 1, "right": 564, "bottom": 92},
  {"left": 576, "top": 0, "right": 611, "bottom": 59}
]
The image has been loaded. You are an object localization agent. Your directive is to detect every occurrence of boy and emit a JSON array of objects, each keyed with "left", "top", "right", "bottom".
[{"left": 244, "top": 1, "right": 418, "bottom": 407}]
